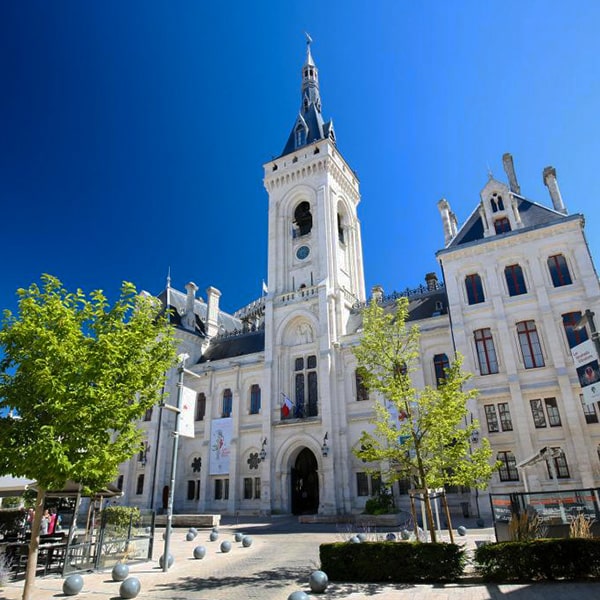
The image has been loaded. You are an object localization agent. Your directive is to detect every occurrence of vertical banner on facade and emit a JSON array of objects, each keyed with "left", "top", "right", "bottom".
[
  {"left": 209, "top": 417, "right": 232, "bottom": 475},
  {"left": 178, "top": 386, "right": 196, "bottom": 438},
  {"left": 572, "top": 339, "right": 600, "bottom": 405}
]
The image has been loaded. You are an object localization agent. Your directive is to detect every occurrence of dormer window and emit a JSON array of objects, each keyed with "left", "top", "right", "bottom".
[
  {"left": 295, "top": 126, "right": 306, "bottom": 147},
  {"left": 491, "top": 192, "right": 504, "bottom": 212},
  {"left": 494, "top": 217, "right": 511, "bottom": 234}
]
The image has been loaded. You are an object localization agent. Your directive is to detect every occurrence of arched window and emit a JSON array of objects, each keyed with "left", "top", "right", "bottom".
[
  {"left": 548, "top": 254, "right": 572, "bottom": 287},
  {"left": 505, "top": 264, "right": 527, "bottom": 296},
  {"left": 222, "top": 389, "right": 232, "bottom": 418},
  {"left": 337, "top": 213, "right": 345, "bottom": 243},
  {"left": 563, "top": 312, "right": 589, "bottom": 348},
  {"left": 355, "top": 368, "right": 369, "bottom": 401},
  {"left": 294, "top": 202, "right": 313, "bottom": 237}
]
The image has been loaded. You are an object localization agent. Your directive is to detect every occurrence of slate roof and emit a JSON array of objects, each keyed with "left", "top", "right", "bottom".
[
  {"left": 198, "top": 329, "right": 265, "bottom": 363},
  {"left": 448, "top": 196, "right": 570, "bottom": 248}
]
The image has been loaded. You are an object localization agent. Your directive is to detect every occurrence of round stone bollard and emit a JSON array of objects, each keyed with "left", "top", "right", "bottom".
[
  {"left": 234, "top": 532, "right": 244, "bottom": 542},
  {"left": 242, "top": 535, "right": 253, "bottom": 548},
  {"left": 220, "top": 540, "right": 232, "bottom": 553},
  {"left": 161, "top": 527, "right": 173, "bottom": 540},
  {"left": 457, "top": 525, "right": 467, "bottom": 536},
  {"left": 309, "top": 570, "right": 329, "bottom": 593},
  {"left": 119, "top": 577, "right": 141, "bottom": 599},
  {"left": 159, "top": 552, "right": 174, "bottom": 569},
  {"left": 209, "top": 531, "right": 219, "bottom": 542},
  {"left": 189, "top": 527, "right": 198, "bottom": 535},
  {"left": 349, "top": 535, "right": 360, "bottom": 543},
  {"left": 62, "top": 574, "right": 84, "bottom": 596},
  {"left": 193, "top": 545, "right": 207, "bottom": 559},
  {"left": 287, "top": 592, "right": 309, "bottom": 600},
  {"left": 212, "top": 526, "right": 219, "bottom": 533},
  {"left": 400, "top": 529, "right": 411, "bottom": 540},
  {"left": 186, "top": 531, "right": 196, "bottom": 541},
  {"left": 356, "top": 532, "right": 367, "bottom": 542},
  {"left": 385, "top": 532, "right": 396, "bottom": 541},
  {"left": 112, "top": 561, "right": 130, "bottom": 582}
]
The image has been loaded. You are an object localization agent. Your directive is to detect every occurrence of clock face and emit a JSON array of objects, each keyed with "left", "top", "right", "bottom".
[{"left": 296, "top": 245, "right": 310, "bottom": 260}]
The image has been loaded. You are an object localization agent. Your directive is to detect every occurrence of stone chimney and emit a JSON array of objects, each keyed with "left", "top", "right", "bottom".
[
  {"left": 502, "top": 152, "right": 521, "bottom": 194},
  {"left": 206, "top": 286, "right": 222, "bottom": 338},
  {"left": 425, "top": 272, "right": 438, "bottom": 291},
  {"left": 438, "top": 198, "right": 458, "bottom": 246},
  {"left": 183, "top": 282, "right": 198, "bottom": 331},
  {"left": 543, "top": 166, "right": 567, "bottom": 214}
]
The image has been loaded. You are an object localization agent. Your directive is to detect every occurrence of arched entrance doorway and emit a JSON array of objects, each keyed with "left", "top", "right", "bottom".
[{"left": 291, "top": 447, "right": 319, "bottom": 515}]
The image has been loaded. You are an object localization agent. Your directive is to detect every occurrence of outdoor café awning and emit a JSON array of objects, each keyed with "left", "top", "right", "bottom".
[{"left": 0, "top": 477, "right": 122, "bottom": 499}]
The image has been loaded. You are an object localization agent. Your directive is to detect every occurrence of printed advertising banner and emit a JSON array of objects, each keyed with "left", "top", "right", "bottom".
[
  {"left": 572, "top": 339, "right": 600, "bottom": 405},
  {"left": 178, "top": 386, "right": 196, "bottom": 438},
  {"left": 209, "top": 417, "right": 233, "bottom": 475}
]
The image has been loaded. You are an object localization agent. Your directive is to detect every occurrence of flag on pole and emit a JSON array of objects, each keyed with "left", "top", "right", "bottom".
[{"left": 281, "top": 393, "right": 293, "bottom": 418}]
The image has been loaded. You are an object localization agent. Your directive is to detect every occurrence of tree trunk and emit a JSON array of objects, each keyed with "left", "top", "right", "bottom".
[
  {"left": 22, "top": 487, "right": 45, "bottom": 600},
  {"left": 422, "top": 490, "right": 437, "bottom": 543}
]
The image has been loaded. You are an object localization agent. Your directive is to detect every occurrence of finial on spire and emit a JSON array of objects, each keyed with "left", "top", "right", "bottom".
[
  {"left": 487, "top": 163, "right": 494, "bottom": 179},
  {"left": 166, "top": 266, "right": 171, "bottom": 288},
  {"left": 305, "top": 31, "right": 313, "bottom": 46}
]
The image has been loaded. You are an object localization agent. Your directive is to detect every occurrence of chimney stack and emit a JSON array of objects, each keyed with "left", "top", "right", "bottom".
[
  {"left": 206, "top": 286, "right": 222, "bottom": 338},
  {"left": 425, "top": 272, "right": 438, "bottom": 291},
  {"left": 438, "top": 198, "right": 458, "bottom": 245},
  {"left": 183, "top": 282, "right": 198, "bottom": 331},
  {"left": 502, "top": 152, "right": 521, "bottom": 194},
  {"left": 543, "top": 166, "right": 567, "bottom": 214},
  {"left": 371, "top": 285, "right": 384, "bottom": 303}
]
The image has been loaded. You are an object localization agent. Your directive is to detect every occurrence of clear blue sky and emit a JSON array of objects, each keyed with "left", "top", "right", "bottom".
[{"left": 1, "top": 1, "right": 599, "bottom": 315}]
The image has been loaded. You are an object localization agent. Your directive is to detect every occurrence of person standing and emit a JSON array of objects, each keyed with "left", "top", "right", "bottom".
[{"left": 40, "top": 509, "right": 50, "bottom": 535}]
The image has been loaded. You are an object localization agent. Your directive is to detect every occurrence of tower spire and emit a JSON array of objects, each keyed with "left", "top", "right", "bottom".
[{"left": 280, "top": 35, "right": 335, "bottom": 156}]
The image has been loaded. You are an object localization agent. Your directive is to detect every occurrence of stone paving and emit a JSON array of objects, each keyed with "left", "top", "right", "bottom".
[{"left": 2, "top": 516, "right": 600, "bottom": 600}]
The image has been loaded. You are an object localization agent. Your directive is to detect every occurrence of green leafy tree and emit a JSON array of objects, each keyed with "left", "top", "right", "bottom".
[
  {"left": 0, "top": 275, "right": 177, "bottom": 599},
  {"left": 353, "top": 297, "right": 496, "bottom": 542}
]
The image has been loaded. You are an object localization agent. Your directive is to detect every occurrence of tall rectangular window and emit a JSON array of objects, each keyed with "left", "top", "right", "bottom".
[
  {"left": 214, "top": 478, "right": 229, "bottom": 500},
  {"left": 292, "top": 355, "right": 318, "bottom": 418},
  {"left": 544, "top": 397, "right": 562, "bottom": 427},
  {"left": 498, "top": 402, "right": 513, "bottom": 431},
  {"left": 465, "top": 274, "right": 485, "bottom": 305},
  {"left": 497, "top": 451, "right": 519, "bottom": 482},
  {"left": 222, "top": 389, "right": 232, "bottom": 418},
  {"left": 249, "top": 384, "right": 261, "bottom": 415},
  {"left": 356, "top": 472, "right": 369, "bottom": 497},
  {"left": 484, "top": 405, "right": 499, "bottom": 433},
  {"left": 530, "top": 399, "right": 547, "bottom": 428},
  {"left": 547, "top": 449, "right": 570, "bottom": 479},
  {"left": 494, "top": 217, "right": 511, "bottom": 234},
  {"left": 505, "top": 264, "right": 527, "bottom": 296},
  {"left": 254, "top": 477, "right": 261, "bottom": 499},
  {"left": 187, "top": 480, "right": 196, "bottom": 501},
  {"left": 355, "top": 369, "right": 369, "bottom": 401},
  {"left": 517, "top": 320, "right": 545, "bottom": 368},
  {"left": 433, "top": 353, "right": 449, "bottom": 387},
  {"left": 243, "top": 478, "right": 253, "bottom": 500},
  {"left": 136, "top": 474, "right": 144, "bottom": 495},
  {"left": 548, "top": 254, "right": 572, "bottom": 287},
  {"left": 562, "top": 312, "right": 589, "bottom": 348},
  {"left": 474, "top": 328, "right": 499, "bottom": 375},
  {"left": 117, "top": 475, "right": 124, "bottom": 491},
  {"left": 196, "top": 393, "right": 206, "bottom": 421},
  {"left": 143, "top": 407, "right": 153, "bottom": 421}
]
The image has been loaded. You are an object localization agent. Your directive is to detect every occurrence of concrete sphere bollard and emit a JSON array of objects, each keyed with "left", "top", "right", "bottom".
[
  {"left": 288, "top": 592, "right": 309, "bottom": 600},
  {"left": 356, "top": 532, "right": 367, "bottom": 542},
  {"left": 119, "top": 577, "right": 141, "bottom": 599},
  {"left": 62, "top": 574, "right": 84, "bottom": 596},
  {"left": 186, "top": 532, "right": 196, "bottom": 541},
  {"left": 349, "top": 535, "right": 360, "bottom": 543},
  {"left": 234, "top": 532, "right": 244, "bottom": 542},
  {"left": 212, "top": 526, "right": 219, "bottom": 533},
  {"left": 158, "top": 552, "right": 174, "bottom": 569},
  {"left": 193, "top": 545, "right": 207, "bottom": 559},
  {"left": 242, "top": 535, "right": 253, "bottom": 548},
  {"left": 309, "top": 570, "right": 329, "bottom": 593},
  {"left": 209, "top": 531, "right": 219, "bottom": 542},
  {"left": 220, "top": 540, "right": 232, "bottom": 553},
  {"left": 189, "top": 527, "right": 198, "bottom": 535},
  {"left": 112, "top": 561, "right": 130, "bottom": 581},
  {"left": 385, "top": 533, "right": 396, "bottom": 541},
  {"left": 161, "top": 527, "right": 173, "bottom": 540},
  {"left": 145, "top": 526, "right": 151, "bottom": 534},
  {"left": 400, "top": 529, "right": 411, "bottom": 540},
  {"left": 457, "top": 525, "right": 467, "bottom": 536}
]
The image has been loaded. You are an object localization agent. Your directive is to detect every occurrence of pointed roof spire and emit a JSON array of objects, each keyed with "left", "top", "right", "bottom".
[{"left": 281, "top": 35, "right": 335, "bottom": 157}]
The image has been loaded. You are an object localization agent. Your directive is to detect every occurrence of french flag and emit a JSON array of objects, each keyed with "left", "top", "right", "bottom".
[{"left": 281, "top": 393, "right": 293, "bottom": 417}]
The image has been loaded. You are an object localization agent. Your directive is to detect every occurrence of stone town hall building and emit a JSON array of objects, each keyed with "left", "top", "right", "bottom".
[{"left": 117, "top": 41, "right": 600, "bottom": 519}]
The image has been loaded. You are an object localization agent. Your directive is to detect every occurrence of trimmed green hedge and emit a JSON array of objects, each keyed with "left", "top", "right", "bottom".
[
  {"left": 474, "top": 538, "right": 600, "bottom": 581},
  {"left": 320, "top": 541, "right": 465, "bottom": 582}
]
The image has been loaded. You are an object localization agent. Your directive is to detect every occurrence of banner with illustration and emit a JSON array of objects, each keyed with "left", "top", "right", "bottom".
[
  {"left": 178, "top": 386, "right": 196, "bottom": 438},
  {"left": 572, "top": 339, "right": 600, "bottom": 405},
  {"left": 209, "top": 417, "right": 232, "bottom": 475}
]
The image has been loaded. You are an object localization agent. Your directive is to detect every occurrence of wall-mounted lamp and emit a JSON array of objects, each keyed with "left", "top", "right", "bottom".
[
  {"left": 322, "top": 432, "right": 330, "bottom": 457},
  {"left": 259, "top": 437, "right": 268, "bottom": 461},
  {"left": 471, "top": 430, "right": 480, "bottom": 445}
]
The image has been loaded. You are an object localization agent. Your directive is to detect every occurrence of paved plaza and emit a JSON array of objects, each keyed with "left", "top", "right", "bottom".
[{"left": 2, "top": 516, "right": 600, "bottom": 600}]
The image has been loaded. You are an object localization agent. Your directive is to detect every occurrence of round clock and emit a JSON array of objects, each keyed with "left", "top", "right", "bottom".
[{"left": 296, "top": 245, "right": 310, "bottom": 260}]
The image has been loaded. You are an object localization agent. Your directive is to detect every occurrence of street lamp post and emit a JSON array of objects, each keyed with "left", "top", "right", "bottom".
[{"left": 162, "top": 353, "right": 188, "bottom": 572}]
